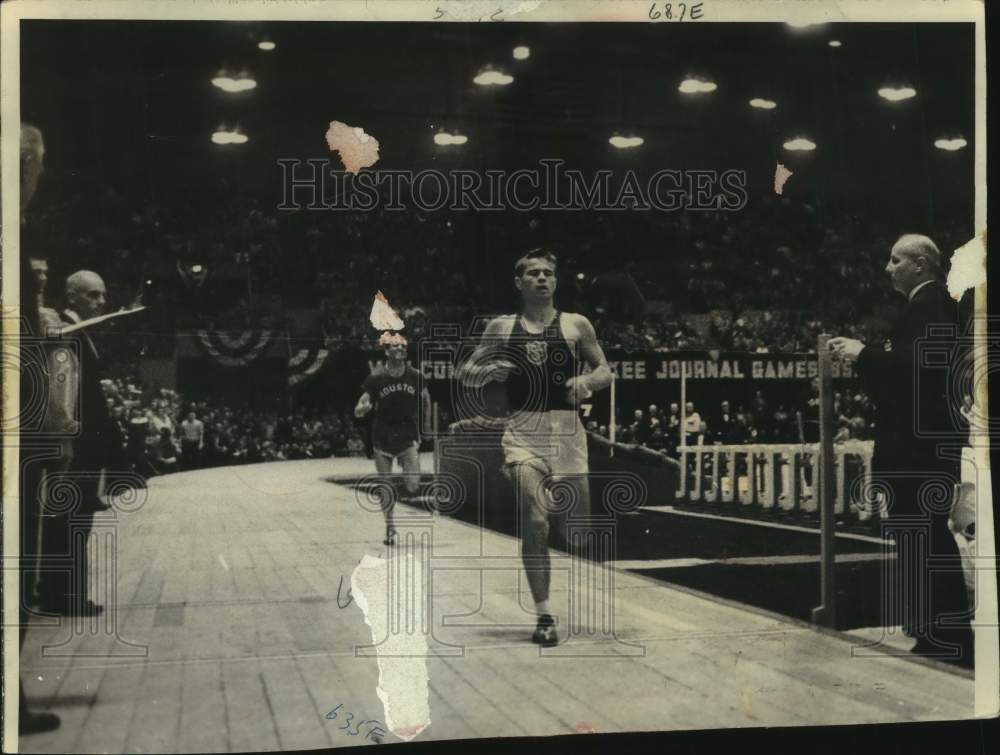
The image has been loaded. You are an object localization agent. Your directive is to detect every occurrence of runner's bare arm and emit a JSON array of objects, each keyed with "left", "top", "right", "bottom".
[
  {"left": 420, "top": 387, "right": 433, "bottom": 435},
  {"left": 568, "top": 314, "right": 613, "bottom": 394},
  {"left": 354, "top": 391, "right": 373, "bottom": 418},
  {"left": 455, "top": 316, "right": 516, "bottom": 388}
]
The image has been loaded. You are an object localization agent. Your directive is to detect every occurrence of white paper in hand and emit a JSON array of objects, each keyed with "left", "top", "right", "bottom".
[{"left": 370, "top": 291, "right": 404, "bottom": 331}]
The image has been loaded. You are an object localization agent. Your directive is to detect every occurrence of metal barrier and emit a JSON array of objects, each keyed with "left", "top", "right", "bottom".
[{"left": 677, "top": 440, "right": 875, "bottom": 520}]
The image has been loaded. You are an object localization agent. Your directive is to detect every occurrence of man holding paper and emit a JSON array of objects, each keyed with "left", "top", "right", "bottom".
[
  {"left": 37, "top": 271, "right": 119, "bottom": 616},
  {"left": 830, "top": 234, "right": 972, "bottom": 667}
]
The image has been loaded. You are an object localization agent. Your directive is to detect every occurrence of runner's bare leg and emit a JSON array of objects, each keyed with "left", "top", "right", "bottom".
[
  {"left": 373, "top": 450, "right": 396, "bottom": 534},
  {"left": 509, "top": 462, "right": 553, "bottom": 613}
]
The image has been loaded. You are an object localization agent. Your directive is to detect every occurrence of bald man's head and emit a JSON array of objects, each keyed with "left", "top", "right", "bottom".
[
  {"left": 66, "top": 270, "right": 107, "bottom": 320},
  {"left": 885, "top": 234, "right": 943, "bottom": 296},
  {"left": 895, "top": 234, "right": 943, "bottom": 273}
]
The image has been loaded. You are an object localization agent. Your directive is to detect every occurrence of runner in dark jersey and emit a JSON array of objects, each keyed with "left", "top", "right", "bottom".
[
  {"left": 500, "top": 310, "right": 578, "bottom": 414},
  {"left": 457, "top": 249, "right": 613, "bottom": 646},
  {"left": 354, "top": 333, "right": 431, "bottom": 545}
]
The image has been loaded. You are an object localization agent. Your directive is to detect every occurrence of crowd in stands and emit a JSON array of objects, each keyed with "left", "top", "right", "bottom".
[
  {"left": 587, "top": 390, "right": 875, "bottom": 457},
  {"left": 102, "top": 377, "right": 371, "bottom": 478},
  {"left": 594, "top": 314, "right": 700, "bottom": 351},
  {"left": 29, "top": 181, "right": 967, "bottom": 479},
  {"left": 24, "top": 181, "right": 973, "bottom": 367},
  {"left": 103, "top": 369, "right": 877, "bottom": 481}
]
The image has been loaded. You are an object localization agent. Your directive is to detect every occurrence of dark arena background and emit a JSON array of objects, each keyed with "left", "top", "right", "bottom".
[{"left": 13, "top": 14, "right": 987, "bottom": 752}]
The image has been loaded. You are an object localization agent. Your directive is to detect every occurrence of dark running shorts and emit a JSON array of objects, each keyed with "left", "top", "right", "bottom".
[{"left": 372, "top": 422, "right": 419, "bottom": 457}]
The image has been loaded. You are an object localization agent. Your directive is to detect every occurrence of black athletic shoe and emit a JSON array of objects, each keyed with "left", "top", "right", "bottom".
[{"left": 532, "top": 614, "right": 558, "bottom": 646}]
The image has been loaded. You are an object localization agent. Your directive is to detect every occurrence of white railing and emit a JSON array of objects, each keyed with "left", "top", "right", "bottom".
[{"left": 678, "top": 441, "right": 875, "bottom": 519}]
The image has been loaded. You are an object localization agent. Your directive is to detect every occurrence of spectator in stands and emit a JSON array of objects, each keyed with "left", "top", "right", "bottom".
[
  {"left": 630, "top": 409, "right": 650, "bottom": 445},
  {"left": 799, "top": 379, "right": 820, "bottom": 443},
  {"left": 126, "top": 407, "right": 151, "bottom": 473},
  {"left": 647, "top": 424, "right": 667, "bottom": 452},
  {"left": 751, "top": 390, "right": 769, "bottom": 431},
  {"left": 683, "top": 401, "right": 702, "bottom": 445},
  {"left": 109, "top": 402, "right": 128, "bottom": 443},
  {"left": 179, "top": 411, "right": 204, "bottom": 470},
  {"left": 149, "top": 400, "right": 174, "bottom": 437},
  {"left": 647, "top": 404, "right": 662, "bottom": 426},
  {"left": 616, "top": 423, "right": 632, "bottom": 443},
  {"left": 848, "top": 415, "right": 868, "bottom": 440},
  {"left": 665, "top": 402, "right": 680, "bottom": 449},
  {"left": 731, "top": 411, "right": 755, "bottom": 444},
  {"left": 245, "top": 435, "right": 263, "bottom": 463},
  {"left": 149, "top": 427, "right": 179, "bottom": 474},
  {"left": 713, "top": 400, "right": 735, "bottom": 444},
  {"left": 210, "top": 428, "right": 232, "bottom": 464},
  {"left": 347, "top": 432, "right": 366, "bottom": 457},
  {"left": 770, "top": 404, "right": 797, "bottom": 442}
]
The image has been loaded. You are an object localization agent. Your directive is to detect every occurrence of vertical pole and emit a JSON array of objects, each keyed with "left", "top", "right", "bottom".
[
  {"left": 812, "top": 333, "right": 837, "bottom": 628},
  {"left": 679, "top": 368, "right": 687, "bottom": 497},
  {"left": 679, "top": 368, "right": 687, "bottom": 452},
  {"left": 609, "top": 376, "right": 616, "bottom": 457},
  {"left": 859, "top": 447, "right": 874, "bottom": 522},
  {"left": 733, "top": 448, "right": 742, "bottom": 503},
  {"left": 432, "top": 401, "right": 440, "bottom": 476},
  {"left": 835, "top": 449, "right": 845, "bottom": 516},
  {"left": 711, "top": 447, "right": 720, "bottom": 503},
  {"left": 693, "top": 446, "right": 703, "bottom": 502},
  {"left": 764, "top": 452, "right": 776, "bottom": 509},
  {"left": 792, "top": 452, "right": 802, "bottom": 511}
]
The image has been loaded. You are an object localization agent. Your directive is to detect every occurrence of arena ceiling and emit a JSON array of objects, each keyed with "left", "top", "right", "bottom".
[{"left": 22, "top": 20, "right": 974, "bottom": 224}]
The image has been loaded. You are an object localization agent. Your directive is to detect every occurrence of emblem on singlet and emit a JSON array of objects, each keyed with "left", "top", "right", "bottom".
[{"left": 526, "top": 340, "right": 547, "bottom": 365}]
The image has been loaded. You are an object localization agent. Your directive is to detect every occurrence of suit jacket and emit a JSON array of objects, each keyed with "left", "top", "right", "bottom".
[
  {"left": 855, "top": 280, "right": 959, "bottom": 478},
  {"left": 60, "top": 310, "right": 117, "bottom": 473}
]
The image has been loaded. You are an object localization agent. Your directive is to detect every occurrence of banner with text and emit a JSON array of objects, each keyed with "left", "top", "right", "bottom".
[
  {"left": 410, "top": 350, "right": 858, "bottom": 427},
  {"left": 414, "top": 350, "right": 855, "bottom": 383}
]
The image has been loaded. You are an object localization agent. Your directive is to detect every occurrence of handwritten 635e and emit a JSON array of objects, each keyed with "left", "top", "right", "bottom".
[{"left": 325, "top": 704, "right": 387, "bottom": 742}]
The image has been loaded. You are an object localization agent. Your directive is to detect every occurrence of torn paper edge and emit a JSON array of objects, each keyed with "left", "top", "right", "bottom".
[
  {"left": 351, "top": 553, "right": 431, "bottom": 742},
  {"left": 947, "top": 231, "right": 987, "bottom": 301}
]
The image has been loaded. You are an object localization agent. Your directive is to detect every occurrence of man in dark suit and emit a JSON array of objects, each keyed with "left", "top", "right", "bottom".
[
  {"left": 37, "top": 270, "right": 115, "bottom": 618},
  {"left": 14, "top": 122, "right": 62, "bottom": 735},
  {"left": 712, "top": 400, "right": 735, "bottom": 444},
  {"left": 831, "top": 234, "right": 972, "bottom": 667}
]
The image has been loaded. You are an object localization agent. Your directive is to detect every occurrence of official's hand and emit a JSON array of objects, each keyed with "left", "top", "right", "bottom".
[{"left": 828, "top": 337, "right": 865, "bottom": 360}]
